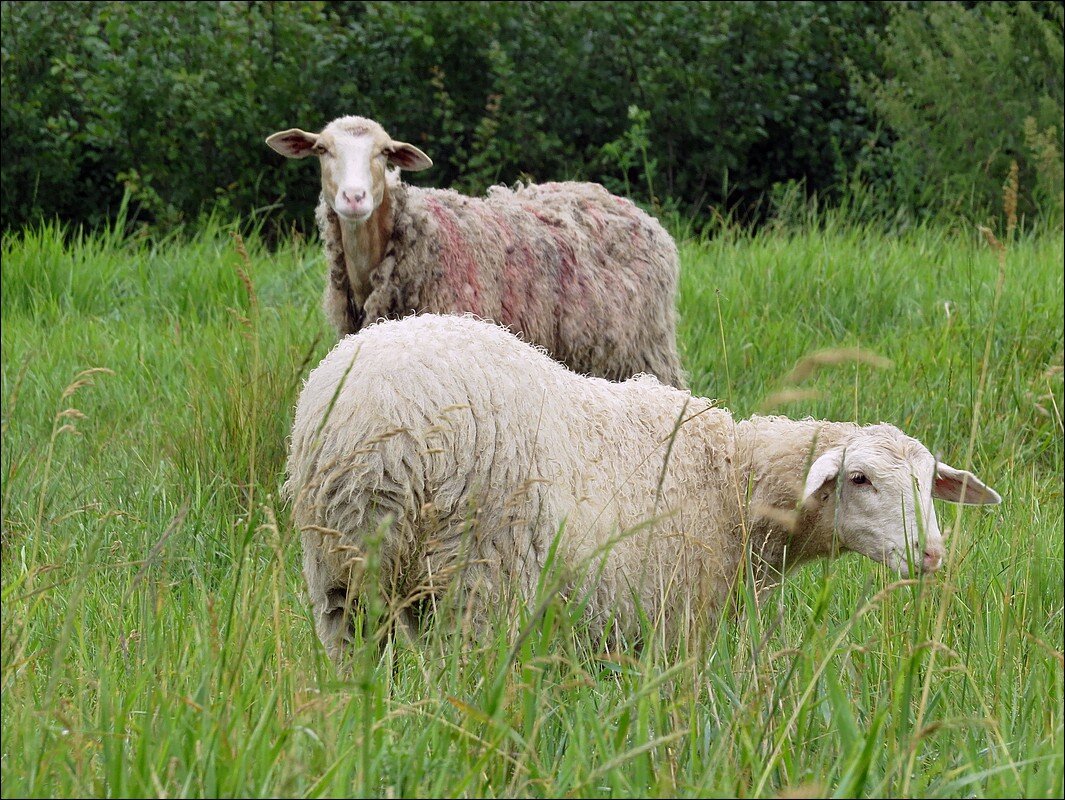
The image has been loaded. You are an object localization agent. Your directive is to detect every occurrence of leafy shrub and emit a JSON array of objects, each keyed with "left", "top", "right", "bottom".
[
  {"left": 1, "top": 1, "right": 346, "bottom": 232},
  {"left": 352, "top": 1, "right": 892, "bottom": 222},
  {"left": 3, "top": 1, "right": 1060, "bottom": 235},
  {"left": 858, "top": 1, "right": 1064, "bottom": 228}
]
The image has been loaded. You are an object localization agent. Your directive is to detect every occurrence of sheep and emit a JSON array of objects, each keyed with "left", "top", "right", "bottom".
[
  {"left": 265, "top": 115, "right": 685, "bottom": 387},
  {"left": 284, "top": 315, "right": 1001, "bottom": 661}
]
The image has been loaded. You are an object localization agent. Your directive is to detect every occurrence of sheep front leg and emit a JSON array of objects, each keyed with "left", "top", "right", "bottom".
[{"left": 322, "top": 281, "right": 362, "bottom": 336}]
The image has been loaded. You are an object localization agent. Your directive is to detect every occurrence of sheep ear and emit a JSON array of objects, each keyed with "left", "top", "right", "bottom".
[
  {"left": 933, "top": 463, "right": 1002, "bottom": 505},
  {"left": 386, "top": 141, "right": 433, "bottom": 171},
  {"left": 802, "top": 448, "right": 844, "bottom": 504},
  {"left": 266, "top": 128, "right": 319, "bottom": 159}
]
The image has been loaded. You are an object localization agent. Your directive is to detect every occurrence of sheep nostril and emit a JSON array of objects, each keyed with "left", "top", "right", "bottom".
[{"left": 922, "top": 547, "right": 944, "bottom": 571}]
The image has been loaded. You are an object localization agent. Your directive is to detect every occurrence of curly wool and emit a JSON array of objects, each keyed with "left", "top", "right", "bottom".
[
  {"left": 318, "top": 176, "right": 685, "bottom": 387},
  {"left": 286, "top": 315, "right": 902, "bottom": 660}
]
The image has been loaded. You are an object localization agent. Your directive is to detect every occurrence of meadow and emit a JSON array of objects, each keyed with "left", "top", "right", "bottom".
[{"left": 1, "top": 211, "right": 1062, "bottom": 797}]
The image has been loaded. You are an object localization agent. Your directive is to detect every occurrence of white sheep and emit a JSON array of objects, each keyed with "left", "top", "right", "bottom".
[
  {"left": 266, "top": 115, "right": 685, "bottom": 387},
  {"left": 284, "top": 315, "right": 1001, "bottom": 660}
]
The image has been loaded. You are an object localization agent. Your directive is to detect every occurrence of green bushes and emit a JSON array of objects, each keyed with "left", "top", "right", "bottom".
[
  {"left": 859, "top": 1, "right": 1065, "bottom": 228},
  {"left": 1, "top": 1, "right": 1061, "bottom": 234},
  {"left": 1, "top": 1, "right": 342, "bottom": 231}
]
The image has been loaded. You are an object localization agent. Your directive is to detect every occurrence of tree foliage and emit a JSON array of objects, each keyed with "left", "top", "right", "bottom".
[{"left": 1, "top": 1, "right": 1061, "bottom": 234}]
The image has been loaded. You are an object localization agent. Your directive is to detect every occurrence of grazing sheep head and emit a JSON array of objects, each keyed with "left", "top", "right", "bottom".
[
  {"left": 266, "top": 116, "right": 432, "bottom": 222},
  {"left": 801, "top": 424, "right": 1000, "bottom": 576}
]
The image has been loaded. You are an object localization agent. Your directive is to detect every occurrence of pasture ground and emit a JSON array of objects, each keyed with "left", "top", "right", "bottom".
[{"left": 2, "top": 214, "right": 1062, "bottom": 797}]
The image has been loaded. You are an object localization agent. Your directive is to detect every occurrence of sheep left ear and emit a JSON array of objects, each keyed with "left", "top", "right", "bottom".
[
  {"left": 933, "top": 463, "right": 1002, "bottom": 505},
  {"left": 802, "top": 447, "right": 844, "bottom": 504},
  {"left": 386, "top": 141, "right": 433, "bottom": 171},
  {"left": 266, "top": 128, "right": 319, "bottom": 158}
]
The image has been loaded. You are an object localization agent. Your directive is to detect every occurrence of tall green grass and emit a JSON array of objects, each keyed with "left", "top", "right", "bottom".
[{"left": 2, "top": 214, "right": 1062, "bottom": 797}]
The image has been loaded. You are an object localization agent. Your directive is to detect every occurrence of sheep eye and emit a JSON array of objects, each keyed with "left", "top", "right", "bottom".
[
  {"left": 312, "top": 144, "right": 329, "bottom": 156},
  {"left": 850, "top": 473, "right": 869, "bottom": 486}
]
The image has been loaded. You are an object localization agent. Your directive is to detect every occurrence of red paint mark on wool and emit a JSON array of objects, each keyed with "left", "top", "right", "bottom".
[
  {"left": 628, "top": 219, "right": 646, "bottom": 249},
  {"left": 500, "top": 231, "right": 538, "bottom": 327},
  {"left": 608, "top": 197, "right": 649, "bottom": 251},
  {"left": 579, "top": 199, "right": 608, "bottom": 236},
  {"left": 426, "top": 197, "right": 482, "bottom": 314},
  {"left": 523, "top": 201, "right": 597, "bottom": 321},
  {"left": 545, "top": 226, "right": 586, "bottom": 320},
  {"left": 500, "top": 220, "right": 530, "bottom": 323}
]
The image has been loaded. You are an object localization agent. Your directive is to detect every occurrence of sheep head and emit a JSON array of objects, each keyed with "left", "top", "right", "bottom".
[
  {"left": 266, "top": 116, "right": 432, "bottom": 222},
  {"left": 800, "top": 424, "right": 1000, "bottom": 576}
]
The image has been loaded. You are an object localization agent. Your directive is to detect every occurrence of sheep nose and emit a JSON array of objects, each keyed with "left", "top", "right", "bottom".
[
  {"left": 342, "top": 189, "right": 366, "bottom": 204},
  {"left": 922, "top": 545, "right": 944, "bottom": 572}
]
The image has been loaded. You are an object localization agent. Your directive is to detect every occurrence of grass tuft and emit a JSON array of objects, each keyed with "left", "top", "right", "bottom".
[{"left": 2, "top": 215, "right": 1062, "bottom": 797}]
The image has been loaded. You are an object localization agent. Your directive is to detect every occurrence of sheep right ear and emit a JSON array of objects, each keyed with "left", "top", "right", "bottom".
[
  {"left": 933, "top": 463, "right": 1002, "bottom": 505},
  {"left": 802, "top": 448, "right": 844, "bottom": 504},
  {"left": 385, "top": 141, "right": 433, "bottom": 171},
  {"left": 266, "top": 128, "right": 319, "bottom": 159}
]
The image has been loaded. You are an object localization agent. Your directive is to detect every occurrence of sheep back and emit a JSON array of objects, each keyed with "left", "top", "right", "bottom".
[{"left": 359, "top": 181, "right": 684, "bottom": 387}]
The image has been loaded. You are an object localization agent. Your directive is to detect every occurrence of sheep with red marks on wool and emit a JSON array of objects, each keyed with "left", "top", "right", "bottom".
[{"left": 267, "top": 116, "right": 685, "bottom": 387}]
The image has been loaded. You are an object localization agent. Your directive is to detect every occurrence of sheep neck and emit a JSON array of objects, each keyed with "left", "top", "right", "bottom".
[
  {"left": 337, "top": 189, "right": 394, "bottom": 307},
  {"left": 735, "top": 416, "right": 856, "bottom": 583}
]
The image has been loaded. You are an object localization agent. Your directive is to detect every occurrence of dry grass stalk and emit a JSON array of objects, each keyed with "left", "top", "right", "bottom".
[
  {"left": 1003, "top": 159, "right": 1019, "bottom": 240},
  {"left": 782, "top": 348, "right": 893, "bottom": 385}
]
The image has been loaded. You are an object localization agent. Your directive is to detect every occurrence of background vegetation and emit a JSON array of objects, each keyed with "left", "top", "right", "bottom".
[{"left": 2, "top": 0, "right": 1062, "bottom": 234}]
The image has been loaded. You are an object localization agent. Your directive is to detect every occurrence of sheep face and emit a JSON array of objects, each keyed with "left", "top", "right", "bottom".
[
  {"left": 266, "top": 116, "right": 432, "bottom": 222},
  {"left": 802, "top": 425, "right": 1000, "bottom": 576}
]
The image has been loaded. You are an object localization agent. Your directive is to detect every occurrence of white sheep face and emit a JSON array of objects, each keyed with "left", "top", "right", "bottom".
[
  {"left": 265, "top": 116, "right": 432, "bottom": 222},
  {"left": 802, "top": 425, "right": 1001, "bottom": 576}
]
